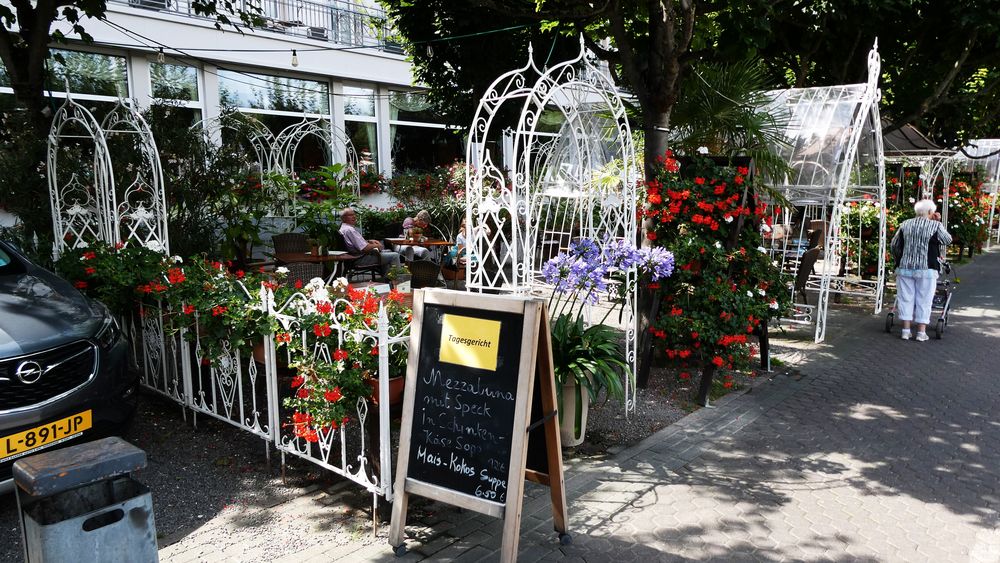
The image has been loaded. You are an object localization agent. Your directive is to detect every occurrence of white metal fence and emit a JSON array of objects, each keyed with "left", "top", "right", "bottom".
[{"left": 132, "top": 289, "right": 407, "bottom": 503}]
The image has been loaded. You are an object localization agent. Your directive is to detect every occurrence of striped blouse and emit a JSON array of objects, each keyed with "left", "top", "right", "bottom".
[{"left": 890, "top": 217, "right": 952, "bottom": 273}]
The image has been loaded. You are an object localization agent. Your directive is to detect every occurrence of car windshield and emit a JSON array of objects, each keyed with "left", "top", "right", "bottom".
[{"left": 0, "top": 244, "right": 27, "bottom": 275}]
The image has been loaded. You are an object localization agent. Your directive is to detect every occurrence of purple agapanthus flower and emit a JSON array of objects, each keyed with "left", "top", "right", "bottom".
[
  {"left": 541, "top": 253, "right": 577, "bottom": 293},
  {"left": 568, "top": 238, "right": 600, "bottom": 262},
  {"left": 637, "top": 247, "right": 675, "bottom": 281},
  {"left": 604, "top": 237, "right": 643, "bottom": 271}
]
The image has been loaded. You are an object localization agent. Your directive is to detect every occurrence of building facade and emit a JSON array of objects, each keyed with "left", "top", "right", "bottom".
[{"left": 0, "top": 0, "right": 462, "bottom": 179}]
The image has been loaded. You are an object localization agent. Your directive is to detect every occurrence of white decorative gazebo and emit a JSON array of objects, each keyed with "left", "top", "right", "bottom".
[
  {"left": 763, "top": 42, "right": 887, "bottom": 343},
  {"left": 955, "top": 139, "right": 1000, "bottom": 248},
  {"left": 464, "top": 38, "right": 642, "bottom": 408}
]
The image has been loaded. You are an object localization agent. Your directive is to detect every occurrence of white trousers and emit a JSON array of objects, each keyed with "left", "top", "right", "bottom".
[{"left": 897, "top": 272, "right": 938, "bottom": 325}]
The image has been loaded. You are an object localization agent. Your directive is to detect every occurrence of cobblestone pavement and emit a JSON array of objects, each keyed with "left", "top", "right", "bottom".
[
  {"left": 344, "top": 249, "right": 1000, "bottom": 562},
  {"left": 147, "top": 249, "right": 1000, "bottom": 562}
]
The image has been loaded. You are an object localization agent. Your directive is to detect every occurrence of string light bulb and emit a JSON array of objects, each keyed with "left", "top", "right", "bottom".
[
  {"left": 157, "top": 47, "right": 165, "bottom": 64},
  {"left": 291, "top": 49, "right": 299, "bottom": 67},
  {"left": 426, "top": 45, "right": 434, "bottom": 58}
]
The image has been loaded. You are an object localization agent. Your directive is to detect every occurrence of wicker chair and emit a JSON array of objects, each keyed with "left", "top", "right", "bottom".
[
  {"left": 409, "top": 259, "right": 445, "bottom": 290},
  {"left": 284, "top": 262, "right": 324, "bottom": 288},
  {"left": 440, "top": 263, "right": 465, "bottom": 290},
  {"left": 272, "top": 233, "right": 309, "bottom": 259}
]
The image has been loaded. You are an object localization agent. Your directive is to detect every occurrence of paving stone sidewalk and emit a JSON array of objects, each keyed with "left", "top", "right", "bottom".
[{"left": 162, "top": 249, "right": 1000, "bottom": 562}]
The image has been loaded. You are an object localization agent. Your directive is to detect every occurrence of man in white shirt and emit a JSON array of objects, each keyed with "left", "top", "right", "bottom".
[{"left": 339, "top": 208, "right": 401, "bottom": 278}]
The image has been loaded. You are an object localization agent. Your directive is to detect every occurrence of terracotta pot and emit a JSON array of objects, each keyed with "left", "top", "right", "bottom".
[
  {"left": 251, "top": 340, "right": 291, "bottom": 372},
  {"left": 367, "top": 375, "right": 405, "bottom": 407}
]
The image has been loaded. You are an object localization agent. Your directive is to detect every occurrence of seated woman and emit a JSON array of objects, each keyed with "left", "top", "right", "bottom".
[
  {"left": 398, "top": 209, "right": 432, "bottom": 261},
  {"left": 444, "top": 217, "right": 488, "bottom": 269}
]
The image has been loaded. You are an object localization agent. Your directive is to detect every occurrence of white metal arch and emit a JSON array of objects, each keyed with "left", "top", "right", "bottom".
[
  {"left": 48, "top": 94, "right": 116, "bottom": 260},
  {"left": 102, "top": 100, "right": 170, "bottom": 253},
  {"left": 192, "top": 111, "right": 274, "bottom": 177},
  {"left": 955, "top": 139, "right": 1000, "bottom": 248},
  {"left": 763, "top": 42, "right": 886, "bottom": 343},
  {"left": 465, "top": 37, "right": 641, "bottom": 409},
  {"left": 271, "top": 116, "right": 361, "bottom": 197}
]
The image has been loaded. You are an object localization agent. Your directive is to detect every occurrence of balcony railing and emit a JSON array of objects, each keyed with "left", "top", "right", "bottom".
[{"left": 117, "top": 0, "right": 403, "bottom": 53}]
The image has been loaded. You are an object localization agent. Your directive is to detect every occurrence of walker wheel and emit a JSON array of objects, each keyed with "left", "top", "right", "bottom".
[
  {"left": 559, "top": 533, "right": 573, "bottom": 546},
  {"left": 394, "top": 545, "right": 407, "bottom": 557},
  {"left": 884, "top": 313, "right": 894, "bottom": 333},
  {"left": 936, "top": 319, "right": 944, "bottom": 339}
]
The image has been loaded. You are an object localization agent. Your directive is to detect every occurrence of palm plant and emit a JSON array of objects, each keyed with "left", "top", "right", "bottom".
[{"left": 670, "top": 59, "right": 791, "bottom": 187}]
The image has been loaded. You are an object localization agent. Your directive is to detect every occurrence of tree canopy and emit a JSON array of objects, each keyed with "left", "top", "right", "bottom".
[
  {"left": 710, "top": 0, "right": 1000, "bottom": 146},
  {"left": 382, "top": 0, "right": 1000, "bottom": 154}
]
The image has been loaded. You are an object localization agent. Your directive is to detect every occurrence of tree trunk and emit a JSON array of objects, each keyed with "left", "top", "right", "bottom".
[
  {"left": 643, "top": 111, "right": 673, "bottom": 180},
  {"left": 696, "top": 362, "right": 716, "bottom": 407},
  {"left": 635, "top": 110, "right": 673, "bottom": 387}
]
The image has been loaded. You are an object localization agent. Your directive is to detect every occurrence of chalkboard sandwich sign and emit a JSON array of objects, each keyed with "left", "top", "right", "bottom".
[{"left": 389, "top": 289, "right": 569, "bottom": 561}]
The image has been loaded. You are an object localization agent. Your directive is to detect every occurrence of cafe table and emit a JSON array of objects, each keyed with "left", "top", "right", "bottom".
[
  {"left": 274, "top": 250, "right": 359, "bottom": 281},
  {"left": 384, "top": 238, "right": 454, "bottom": 262}
]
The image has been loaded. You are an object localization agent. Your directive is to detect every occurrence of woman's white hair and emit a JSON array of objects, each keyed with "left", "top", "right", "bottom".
[{"left": 914, "top": 199, "right": 936, "bottom": 217}]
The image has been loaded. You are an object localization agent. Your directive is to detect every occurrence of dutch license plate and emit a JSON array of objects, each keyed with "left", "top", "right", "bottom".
[{"left": 1, "top": 410, "right": 92, "bottom": 464}]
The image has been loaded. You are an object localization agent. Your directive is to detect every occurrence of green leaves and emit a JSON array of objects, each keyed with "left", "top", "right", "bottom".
[{"left": 550, "top": 313, "right": 627, "bottom": 403}]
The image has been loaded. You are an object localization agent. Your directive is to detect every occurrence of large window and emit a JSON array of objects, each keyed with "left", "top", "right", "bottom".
[
  {"left": 218, "top": 69, "right": 329, "bottom": 114},
  {"left": 150, "top": 61, "right": 201, "bottom": 124},
  {"left": 47, "top": 49, "right": 129, "bottom": 97},
  {"left": 389, "top": 90, "right": 462, "bottom": 173},
  {"left": 0, "top": 49, "right": 129, "bottom": 121},
  {"left": 152, "top": 62, "right": 199, "bottom": 102},
  {"left": 344, "top": 85, "right": 378, "bottom": 170}
]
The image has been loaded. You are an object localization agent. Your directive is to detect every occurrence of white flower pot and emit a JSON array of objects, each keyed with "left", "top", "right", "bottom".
[{"left": 559, "top": 379, "right": 589, "bottom": 447}]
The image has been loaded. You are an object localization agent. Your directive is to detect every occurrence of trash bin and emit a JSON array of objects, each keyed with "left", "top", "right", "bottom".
[{"left": 13, "top": 436, "right": 158, "bottom": 563}]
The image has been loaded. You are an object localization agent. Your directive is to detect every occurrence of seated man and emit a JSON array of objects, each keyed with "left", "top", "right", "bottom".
[
  {"left": 339, "top": 207, "right": 401, "bottom": 278},
  {"left": 398, "top": 209, "right": 432, "bottom": 261}
]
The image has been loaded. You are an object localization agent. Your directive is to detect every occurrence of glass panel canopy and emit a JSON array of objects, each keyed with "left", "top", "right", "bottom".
[{"left": 763, "top": 83, "right": 876, "bottom": 194}]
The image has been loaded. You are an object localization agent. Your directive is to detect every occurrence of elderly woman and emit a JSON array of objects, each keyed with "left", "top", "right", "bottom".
[
  {"left": 399, "top": 209, "right": 432, "bottom": 261},
  {"left": 890, "top": 199, "right": 952, "bottom": 341}
]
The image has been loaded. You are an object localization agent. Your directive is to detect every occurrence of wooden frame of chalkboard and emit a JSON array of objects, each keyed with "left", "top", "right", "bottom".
[{"left": 389, "top": 289, "right": 568, "bottom": 561}]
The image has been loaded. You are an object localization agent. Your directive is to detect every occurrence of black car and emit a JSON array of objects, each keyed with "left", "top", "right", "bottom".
[{"left": 0, "top": 240, "right": 137, "bottom": 493}]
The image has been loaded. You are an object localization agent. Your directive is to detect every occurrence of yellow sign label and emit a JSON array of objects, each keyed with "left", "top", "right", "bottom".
[{"left": 439, "top": 314, "right": 502, "bottom": 371}]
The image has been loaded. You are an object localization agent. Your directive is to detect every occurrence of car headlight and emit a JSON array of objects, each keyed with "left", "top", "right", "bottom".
[{"left": 94, "top": 308, "right": 123, "bottom": 350}]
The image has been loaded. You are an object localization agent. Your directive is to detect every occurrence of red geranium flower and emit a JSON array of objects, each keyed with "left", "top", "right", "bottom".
[
  {"left": 316, "top": 301, "right": 333, "bottom": 314},
  {"left": 291, "top": 375, "right": 305, "bottom": 388},
  {"left": 276, "top": 332, "right": 292, "bottom": 343},
  {"left": 712, "top": 356, "right": 725, "bottom": 367},
  {"left": 324, "top": 387, "right": 343, "bottom": 402},
  {"left": 183, "top": 304, "right": 196, "bottom": 315},
  {"left": 333, "top": 348, "right": 349, "bottom": 361},
  {"left": 74, "top": 280, "right": 88, "bottom": 289},
  {"left": 313, "top": 323, "right": 331, "bottom": 337},
  {"left": 167, "top": 268, "right": 185, "bottom": 284},
  {"left": 296, "top": 386, "right": 310, "bottom": 399}
]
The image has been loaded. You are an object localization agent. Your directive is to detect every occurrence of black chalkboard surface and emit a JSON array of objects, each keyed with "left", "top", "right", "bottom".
[
  {"left": 406, "top": 303, "right": 524, "bottom": 504},
  {"left": 390, "top": 290, "right": 568, "bottom": 562}
]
